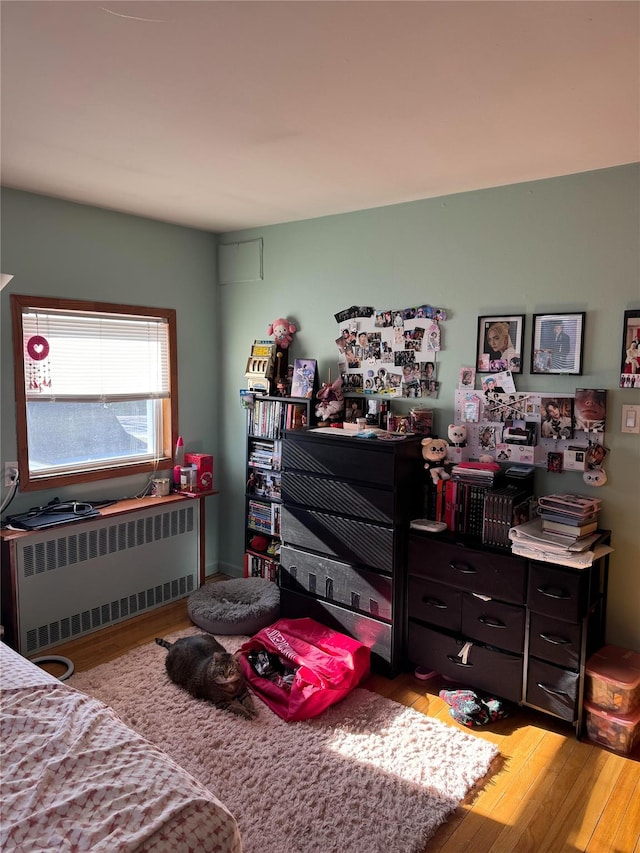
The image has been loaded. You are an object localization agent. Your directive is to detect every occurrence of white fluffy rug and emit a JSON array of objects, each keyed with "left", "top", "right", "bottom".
[{"left": 70, "top": 629, "right": 498, "bottom": 853}]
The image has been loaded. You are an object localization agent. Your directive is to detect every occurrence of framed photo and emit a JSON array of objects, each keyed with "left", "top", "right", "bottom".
[
  {"left": 476, "top": 315, "right": 525, "bottom": 374},
  {"left": 620, "top": 309, "right": 640, "bottom": 388},
  {"left": 290, "top": 358, "right": 317, "bottom": 398},
  {"left": 530, "top": 312, "right": 585, "bottom": 375}
]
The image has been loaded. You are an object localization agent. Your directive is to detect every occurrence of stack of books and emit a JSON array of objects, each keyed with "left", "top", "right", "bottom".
[
  {"left": 538, "top": 493, "right": 601, "bottom": 537},
  {"left": 431, "top": 461, "right": 502, "bottom": 535},
  {"left": 482, "top": 484, "right": 533, "bottom": 548},
  {"left": 247, "top": 499, "right": 281, "bottom": 536},
  {"left": 509, "top": 493, "right": 603, "bottom": 567}
]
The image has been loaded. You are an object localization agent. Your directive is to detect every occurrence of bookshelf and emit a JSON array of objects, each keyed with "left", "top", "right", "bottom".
[{"left": 243, "top": 395, "right": 312, "bottom": 582}]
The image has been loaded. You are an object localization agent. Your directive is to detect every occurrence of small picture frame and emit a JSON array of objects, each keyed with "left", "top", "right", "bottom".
[
  {"left": 620, "top": 309, "right": 640, "bottom": 388},
  {"left": 531, "top": 312, "right": 585, "bottom": 375},
  {"left": 476, "top": 315, "right": 525, "bottom": 374},
  {"left": 290, "top": 358, "right": 317, "bottom": 399}
]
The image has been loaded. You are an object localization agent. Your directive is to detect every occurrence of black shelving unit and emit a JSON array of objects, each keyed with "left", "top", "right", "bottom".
[{"left": 243, "top": 395, "right": 312, "bottom": 581}]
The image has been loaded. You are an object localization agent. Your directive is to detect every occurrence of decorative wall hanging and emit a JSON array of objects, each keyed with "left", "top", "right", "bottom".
[
  {"left": 334, "top": 303, "right": 447, "bottom": 398},
  {"left": 453, "top": 389, "right": 609, "bottom": 471},
  {"left": 25, "top": 333, "right": 51, "bottom": 391}
]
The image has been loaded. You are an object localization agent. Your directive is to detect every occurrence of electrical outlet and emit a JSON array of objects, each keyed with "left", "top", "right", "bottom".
[{"left": 4, "top": 462, "right": 19, "bottom": 487}]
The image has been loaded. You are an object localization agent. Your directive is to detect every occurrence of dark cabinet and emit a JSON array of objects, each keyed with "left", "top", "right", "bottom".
[
  {"left": 407, "top": 536, "right": 526, "bottom": 703},
  {"left": 524, "top": 551, "right": 609, "bottom": 728},
  {"left": 279, "top": 429, "right": 423, "bottom": 675},
  {"left": 407, "top": 530, "right": 610, "bottom": 736}
]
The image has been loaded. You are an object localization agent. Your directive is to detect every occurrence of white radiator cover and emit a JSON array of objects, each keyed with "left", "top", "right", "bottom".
[{"left": 14, "top": 502, "right": 199, "bottom": 654}]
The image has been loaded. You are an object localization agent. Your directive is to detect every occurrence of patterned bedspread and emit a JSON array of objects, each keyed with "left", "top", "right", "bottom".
[{"left": 0, "top": 642, "right": 242, "bottom": 852}]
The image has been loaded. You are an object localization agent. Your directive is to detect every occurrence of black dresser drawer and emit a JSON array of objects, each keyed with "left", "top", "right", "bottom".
[
  {"left": 282, "top": 434, "right": 396, "bottom": 484},
  {"left": 279, "top": 587, "right": 393, "bottom": 673},
  {"left": 408, "top": 576, "right": 462, "bottom": 631},
  {"left": 281, "top": 471, "right": 394, "bottom": 524},
  {"left": 526, "top": 658, "right": 579, "bottom": 722},
  {"left": 408, "top": 535, "right": 527, "bottom": 604},
  {"left": 279, "top": 545, "right": 393, "bottom": 621},
  {"left": 407, "top": 622, "right": 523, "bottom": 703},
  {"left": 281, "top": 506, "right": 393, "bottom": 572},
  {"left": 528, "top": 563, "right": 588, "bottom": 622},
  {"left": 461, "top": 594, "right": 525, "bottom": 654},
  {"left": 528, "top": 612, "right": 582, "bottom": 670}
]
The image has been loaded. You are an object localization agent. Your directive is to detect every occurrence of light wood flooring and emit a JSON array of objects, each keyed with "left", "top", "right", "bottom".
[{"left": 35, "top": 587, "right": 640, "bottom": 853}]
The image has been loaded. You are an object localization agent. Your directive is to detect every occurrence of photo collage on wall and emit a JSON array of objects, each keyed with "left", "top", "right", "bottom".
[
  {"left": 453, "top": 388, "right": 609, "bottom": 475},
  {"left": 334, "top": 304, "right": 447, "bottom": 398}
]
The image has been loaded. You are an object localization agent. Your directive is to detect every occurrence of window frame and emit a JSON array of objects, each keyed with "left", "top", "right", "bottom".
[{"left": 11, "top": 294, "right": 178, "bottom": 492}]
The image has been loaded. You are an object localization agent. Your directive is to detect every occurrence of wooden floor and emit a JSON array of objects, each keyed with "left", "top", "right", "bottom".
[{"left": 36, "top": 590, "right": 640, "bottom": 853}]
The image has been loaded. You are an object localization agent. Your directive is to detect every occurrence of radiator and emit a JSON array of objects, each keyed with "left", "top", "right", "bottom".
[{"left": 13, "top": 502, "right": 198, "bottom": 655}]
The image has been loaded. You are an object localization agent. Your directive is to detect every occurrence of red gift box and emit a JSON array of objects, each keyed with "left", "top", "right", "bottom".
[{"left": 183, "top": 452, "right": 213, "bottom": 491}]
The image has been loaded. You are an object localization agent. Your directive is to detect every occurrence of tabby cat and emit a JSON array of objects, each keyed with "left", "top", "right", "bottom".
[{"left": 155, "top": 634, "right": 256, "bottom": 719}]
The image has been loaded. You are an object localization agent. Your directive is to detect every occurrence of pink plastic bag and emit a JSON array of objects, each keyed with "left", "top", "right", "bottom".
[{"left": 238, "top": 617, "right": 370, "bottom": 721}]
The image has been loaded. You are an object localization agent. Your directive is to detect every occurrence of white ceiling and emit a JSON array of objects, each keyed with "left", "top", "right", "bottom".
[{"left": 1, "top": 1, "right": 638, "bottom": 233}]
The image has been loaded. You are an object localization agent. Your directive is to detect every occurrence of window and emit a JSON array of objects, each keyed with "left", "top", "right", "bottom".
[{"left": 11, "top": 295, "right": 178, "bottom": 491}]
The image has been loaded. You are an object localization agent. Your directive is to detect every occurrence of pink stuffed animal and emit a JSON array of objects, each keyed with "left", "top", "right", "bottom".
[
  {"left": 315, "top": 377, "right": 344, "bottom": 423},
  {"left": 267, "top": 317, "right": 297, "bottom": 349}
]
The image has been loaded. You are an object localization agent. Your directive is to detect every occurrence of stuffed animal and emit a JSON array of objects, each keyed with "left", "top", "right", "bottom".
[
  {"left": 583, "top": 468, "right": 607, "bottom": 487},
  {"left": 421, "top": 437, "right": 451, "bottom": 485},
  {"left": 267, "top": 317, "right": 297, "bottom": 349},
  {"left": 447, "top": 423, "right": 467, "bottom": 447},
  {"left": 315, "top": 377, "right": 344, "bottom": 423},
  {"left": 249, "top": 534, "right": 269, "bottom": 552}
]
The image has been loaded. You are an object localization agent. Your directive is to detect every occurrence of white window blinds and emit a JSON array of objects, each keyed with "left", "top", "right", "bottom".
[{"left": 22, "top": 308, "right": 170, "bottom": 401}]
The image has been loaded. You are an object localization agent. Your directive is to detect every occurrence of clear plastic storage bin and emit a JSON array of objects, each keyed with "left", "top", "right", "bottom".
[
  {"left": 584, "top": 701, "right": 640, "bottom": 755},
  {"left": 585, "top": 645, "right": 640, "bottom": 715}
]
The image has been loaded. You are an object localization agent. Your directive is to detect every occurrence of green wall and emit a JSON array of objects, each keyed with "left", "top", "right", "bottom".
[
  {"left": 0, "top": 189, "right": 221, "bottom": 570},
  {"left": 218, "top": 164, "right": 639, "bottom": 650},
  {"left": 2, "top": 164, "right": 638, "bottom": 649}
]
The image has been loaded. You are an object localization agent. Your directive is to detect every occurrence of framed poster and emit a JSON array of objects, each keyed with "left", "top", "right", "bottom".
[
  {"left": 290, "top": 359, "right": 317, "bottom": 399},
  {"left": 620, "top": 309, "right": 640, "bottom": 388},
  {"left": 476, "top": 315, "right": 524, "bottom": 374},
  {"left": 531, "top": 312, "right": 585, "bottom": 375}
]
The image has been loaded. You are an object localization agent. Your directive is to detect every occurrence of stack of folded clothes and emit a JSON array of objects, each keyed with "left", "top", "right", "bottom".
[{"left": 439, "top": 688, "right": 510, "bottom": 727}]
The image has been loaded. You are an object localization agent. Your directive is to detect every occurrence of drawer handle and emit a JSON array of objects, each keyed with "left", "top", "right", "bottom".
[
  {"left": 537, "top": 682, "right": 570, "bottom": 699},
  {"left": 423, "top": 597, "right": 447, "bottom": 609},
  {"left": 479, "top": 616, "right": 506, "bottom": 628},
  {"left": 446, "top": 654, "right": 472, "bottom": 667},
  {"left": 449, "top": 561, "right": 477, "bottom": 575},
  {"left": 536, "top": 586, "right": 570, "bottom": 600},
  {"left": 539, "top": 632, "right": 571, "bottom": 645}
]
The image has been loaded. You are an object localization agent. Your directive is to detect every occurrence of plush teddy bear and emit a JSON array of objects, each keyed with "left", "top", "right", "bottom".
[
  {"left": 267, "top": 317, "right": 297, "bottom": 349},
  {"left": 421, "top": 437, "right": 451, "bottom": 485},
  {"left": 447, "top": 423, "right": 467, "bottom": 447}
]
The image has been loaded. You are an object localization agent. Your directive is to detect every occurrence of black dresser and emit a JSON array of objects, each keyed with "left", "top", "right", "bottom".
[
  {"left": 407, "top": 530, "right": 610, "bottom": 735},
  {"left": 279, "top": 429, "right": 423, "bottom": 675}
]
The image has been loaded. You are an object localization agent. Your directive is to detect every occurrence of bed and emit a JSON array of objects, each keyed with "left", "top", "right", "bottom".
[{"left": 0, "top": 642, "right": 242, "bottom": 852}]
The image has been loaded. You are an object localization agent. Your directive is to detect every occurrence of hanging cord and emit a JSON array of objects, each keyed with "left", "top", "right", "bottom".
[{"left": 0, "top": 474, "right": 20, "bottom": 518}]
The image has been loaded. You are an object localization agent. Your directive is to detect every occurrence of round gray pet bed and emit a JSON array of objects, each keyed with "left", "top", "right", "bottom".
[{"left": 188, "top": 577, "right": 280, "bottom": 635}]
